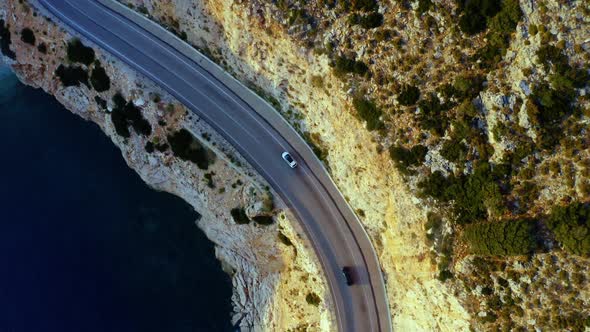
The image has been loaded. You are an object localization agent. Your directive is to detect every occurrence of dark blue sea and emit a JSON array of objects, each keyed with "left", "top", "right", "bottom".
[{"left": 0, "top": 65, "right": 232, "bottom": 332}]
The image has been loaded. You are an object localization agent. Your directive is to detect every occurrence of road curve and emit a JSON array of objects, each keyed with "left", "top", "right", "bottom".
[{"left": 37, "top": 1, "right": 392, "bottom": 331}]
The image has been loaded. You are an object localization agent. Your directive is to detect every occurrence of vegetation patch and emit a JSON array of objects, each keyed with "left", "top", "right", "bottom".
[
  {"left": 303, "top": 132, "right": 329, "bottom": 163},
  {"left": 352, "top": 97, "right": 384, "bottom": 131},
  {"left": 547, "top": 202, "right": 590, "bottom": 256},
  {"left": 348, "top": 12, "right": 383, "bottom": 29},
  {"left": 167, "top": 128, "right": 212, "bottom": 169},
  {"left": 305, "top": 292, "right": 321, "bottom": 306},
  {"left": 230, "top": 208, "right": 250, "bottom": 225},
  {"left": 417, "top": 93, "right": 450, "bottom": 136},
  {"left": 416, "top": 0, "right": 433, "bottom": 15},
  {"left": 204, "top": 172, "right": 215, "bottom": 189},
  {"left": 144, "top": 141, "right": 155, "bottom": 153},
  {"left": 67, "top": 38, "right": 95, "bottom": 65},
  {"left": 527, "top": 45, "right": 588, "bottom": 150},
  {"left": 419, "top": 163, "right": 504, "bottom": 225},
  {"left": 90, "top": 61, "right": 111, "bottom": 92},
  {"left": 475, "top": 0, "right": 523, "bottom": 68},
  {"left": 252, "top": 215, "right": 274, "bottom": 226},
  {"left": 55, "top": 64, "right": 89, "bottom": 87},
  {"left": 397, "top": 85, "right": 421, "bottom": 106},
  {"left": 462, "top": 219, "right": 538, "bottom": 256},
  {"left": 440, "top": 139, "right": 468, "bottom": 163},
  {"left": 457, "top": 0, "right": 501, "bottom": 35},
  {"left": 20, "top": 27, "right": 35, "bottom": 45},
  {"left": 0, "top": 19, "right": 16, "bottom": 59},
  {"left": 278, "top": 231, "right": 293, "bottom": 246},
  {"left": 94, "top": 96, "right": 107, "bottom": 110},
  {"left": 37, "top": 42, "right": 47, "bottom": 54},
  {"left": 339, "top": 0, "right": 377, "bottom": 12},
  {"left": 110, "top": 93, "right": 152, "bottom": 138},
  {"left": 332, "top": 55, "right": 369, "bottom": 77},
  {"left": 389, "top": 144, "right": 427, "bottom": 175}
]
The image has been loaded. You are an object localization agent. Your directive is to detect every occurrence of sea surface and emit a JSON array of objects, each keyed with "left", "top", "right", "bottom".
[{"left": 0, "top": 65, "right": 232, "bottom": 332}]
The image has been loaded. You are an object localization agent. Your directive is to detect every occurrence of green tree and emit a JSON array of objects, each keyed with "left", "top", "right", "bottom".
[
  {"left": 462, "top": 219, "right": 537, "bottom": 255},
  {"left": 389, "top": 144, "right": 428, "bottom": 174},
  {"left": 67, "top": 38, "right": 95, "bottom": 65},
  {"left": 546, "top": 202, "right": 590, "bottom": 255},
  {"left": 352, "top": 97, "right": 384, "bottom": 131},
  {"left": 167, "top": 129, "right": 211, "bottom": 169},
  {"left": 20, "top": 27, "right": 35, "bottom": 45},
  {"left": 231, "top": 208, "right": 250, "bottom": 224},
  {"left": 90, "top": 61, "right": 111, "bottom": 92},
  {"left": 398, "top": 85, "right": 420, "bottom": 106}
]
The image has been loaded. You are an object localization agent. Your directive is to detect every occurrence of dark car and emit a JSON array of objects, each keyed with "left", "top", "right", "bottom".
[{"left": 342, "top": 266, "right": 355, "bottom": 285}]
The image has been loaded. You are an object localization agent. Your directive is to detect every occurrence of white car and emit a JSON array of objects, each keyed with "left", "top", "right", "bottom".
[{"left": 281, "top": 152, "right": 298, "bottom": 168}]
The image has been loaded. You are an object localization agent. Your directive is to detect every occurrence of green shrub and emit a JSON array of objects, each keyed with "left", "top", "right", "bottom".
[
  {"left": 167, "top": 129, "right": 211, "bottom": 169},
  {"left": 252, "top": 215, "right": 274, "bottom": 225},
  {"left": 20, "top": 27, "right": 35, "bottom": 45},
  {"left": 417, "top": 0, "right": 433, "bottom": 15},
  {"left": 204, "top": 172, "right": 215, "bottom": 188},
  {"left": 389, "top": 144, "right": 427, "bottom": 174},
  {"left": 90, "top": 61, "right": 111, "bottom": 92},
  {"left": 537, "top": 44, "right": 589, "bottom": 90},
  {"left": 339, "top": 0, "right": 377, "bottom": 12},
  {"left": 417, "top": 93, "right": 449, "bottom": 136},
  {"left": 124, "top": 101, "right": 152, "bottom": 136},
  {"left": 55, "top": 64, "right": 89, "bottom": 87},
  {"left": 110, "top": 93, "right": 152, "bottom": 138},
  {"left": 145, "top": 141, "right": 155, "bottom": 153},
  {"left": 529, "top": 83, "right": 574, "bottom": 150},
  {"left": 333, "top": 55, "right": 369, "bottom": 77},
  {"left": 398, "top": 85, "right": 421, "bottom": 106},
  {"left": 230, "top": 208, "right": 250, "bottom": 225},
  {"left": 303, "top": 132, "right": 329, "bottom": 162},
  {"left": 453, "top": 75, "right": 484, "bottom": 99},
  {"left": 155, "top": 142, "right": 169, "bottom": 152},
  {"left": 462, "top": 219, "right": 538, "bottom": 255},
  {"left": 438, "top": 269, "right": 454, "bottom": 282},
  {"left": 457, "top": 0, "right": 501, "bottom": 35},
  {"left": 374, "top": 29, "right": 392, "bottom": 42},
  {"left": 67, "top": 38, "right": 95, "bottom": 65},
  {"left": 278, "top": 232, "right": 293, "bottom": 246},
  {"left": 37, "top": 42, "right": 47, "bottom": 54},
  {"left": 440, "top": 139, "right": 468, "bottom": 163},
  {"left": 528, "top": 24, "right": 538, "bottom": 36},
  {"left": 546, "top": 202, "right": 590, "bottom": 255},
  {"left": 350, "top": 12, "right": 383, "bottom": 29},
  {"left": 0, "top": 19, "right": 16, "bottom": 59},
  {"left": 352, "top": 97, "right": 384, "bottom": 131},
  {"left": 477, "top": 0, "right": 522, "bottom": 67},
  {"left": 425, "top": 212, "right": 443, "bottom": 243},
  {"left": 111, "top": 105, "right": 131, "bottom": 138},
  {"left": 306, "top": 292, "right": 321, "bottom": 306},
  {"left": 94, "top": 96, "right": 107, "bottom": 110},
  {"left": 419, "top": 163, "right": 504, "bottom": 224},
  {"left": 112, "top": 92, "right": 126, "bottom": 109}
]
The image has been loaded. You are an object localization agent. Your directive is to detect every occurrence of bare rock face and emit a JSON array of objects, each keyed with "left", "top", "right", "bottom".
[{"left": 0, "top": 0, "right": 332, "bottom": 331}]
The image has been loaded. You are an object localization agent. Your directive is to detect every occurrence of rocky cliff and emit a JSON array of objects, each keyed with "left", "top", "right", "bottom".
[
  {"left": 116, "top": 0, "right": 471, "bottom": 330},
  {"left": 114, "top": 0, "right": 590, "bottom": 331},
  {"left": 0, "top": 0, "right": 333, "bottom": 331}
]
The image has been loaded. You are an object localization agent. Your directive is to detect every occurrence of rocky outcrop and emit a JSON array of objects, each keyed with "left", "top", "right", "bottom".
[{"left": 0, "top": 0, "right": 332, "bottom": 330}]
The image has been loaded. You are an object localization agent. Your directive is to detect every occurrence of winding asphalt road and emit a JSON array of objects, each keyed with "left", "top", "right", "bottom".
[{"left": 37, "top": 1, "right": 392, "bottom": 331}]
